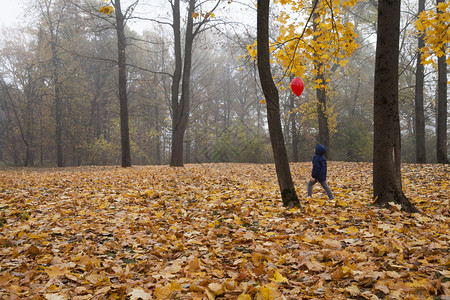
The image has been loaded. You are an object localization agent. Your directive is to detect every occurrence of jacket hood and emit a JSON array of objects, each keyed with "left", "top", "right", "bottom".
[{"left": 315, "top": 144, "right": 326, "bottom": 156}]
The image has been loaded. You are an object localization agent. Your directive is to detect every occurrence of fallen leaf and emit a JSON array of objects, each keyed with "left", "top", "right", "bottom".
[
  {"left": 154, "top": 282, "right": 182, "bottom": 300},
  {"left": 129, "top": 288, "right": 152, "bottom": 300},
  {"left": 345, "top": 285, "right": 360, "bottom": 296},
  {"left": 270, "top": 270, "right": 289, "bottom": 283},
  {"left": 208, "top": 282, "right": 224, "bottom": 295}
]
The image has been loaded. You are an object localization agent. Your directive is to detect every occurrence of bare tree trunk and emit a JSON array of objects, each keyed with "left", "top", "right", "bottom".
[
  {"left": 44, "top": 0, "right": 65, "bottom": 167},
  {"left": 288, "top": 90, "right": 299, "bottom": 162},
  {"left": 414, "top": 0, "right": 426, "bottom": 164},
  {"left": 312, "top": 1, "right": 330, "bottom": 156},
  {"left": 154, "top": 105, "right": 161, "bottom": 165},
  {"left": 170, "top": 0, "right": 183, "bottom": 167},
  {"left": 52, "top": 49, "right": 64, "bottom": 167},
  {"left": 170, "top": 0, "right": 196, "bottom": 166},
  {"left": 316, "top": 70, "right": 330, "bottom": 153},
  {"left": 373, "top": 0, "right": 419, "bottom": 213},
  {"left": 114, "top": 0, "right": 131, "bottom": 167},
  {"left": 257, "top": 0, "right": 300, "bottom": 208},
  {"left": 436, "top": 0, "right": 448, "bottom": 164}
]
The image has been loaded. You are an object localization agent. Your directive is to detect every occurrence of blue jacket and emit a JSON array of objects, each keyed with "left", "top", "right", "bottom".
[{"left": 311, "top": 144, "right": 327, "bottom": 182}]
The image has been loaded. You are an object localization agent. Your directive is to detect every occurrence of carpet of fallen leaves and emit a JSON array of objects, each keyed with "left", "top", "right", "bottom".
[{"left": 0, "top": 162, "right": 449, "bottom": 300}]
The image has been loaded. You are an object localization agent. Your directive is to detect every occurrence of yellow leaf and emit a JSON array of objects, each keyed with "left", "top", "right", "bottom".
[
  {"left": 406, "top": 278, "right": 429, "bottom": 288},
  {"left": 45, "top": 266, "right": 69, "bottom": 278},
  {"left": 341, "top": 265, "right": 354, "bottom": 276},
  {"left": 345, "top": 226, "right": 359, "bottom": 234},
  {"left": 260, "top": 99, "right": 266, "bottom": 105},
  {"left": 154, "top": 282, "right": 181, "bottom": 300},
  {"left": 270, "top": 270, "right": 289, "bottom": 283},
  {"left": 256, "top": 286, "right": 273, "bottom": 300},
  {"left": 208, "top": 282, "right": 224, "bottom": 295},
  {"left": 339, "top": 60, "right": 348, "bottom": 67},
  {"left": 85, "top": 271, "right": 104, "bottom": 284},
  {"left": 237, "top": 294, "right": 252, "bottom": 300}
]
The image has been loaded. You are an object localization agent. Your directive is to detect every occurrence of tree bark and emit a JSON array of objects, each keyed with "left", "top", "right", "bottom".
[
  {"left": 288, "top": 88, "right": 299, "bottom": 162},
  {"left": 316, "top": 70, "right": 330, "bottom": 153},
  {"left": 52, "top": 51, "right": 64, "bottom": 167},
  {"left": 414, "top": 0, "right": 426, "bottom": 163},
  {"left": 154, "top": 105, "right": 161, "bottom": 165},
  {"left": 170, "top": 0, "right": 195, "bottom": 166},
  {"left": 257, "top": 0, "right": 300, "bottom": 208},
  {"left": 312, "top": 1, "right": 330, "bottom": 156},
  {"left": 436, "top": 0, "right": 449, "bottom": 164},
  {"left": 44, "top": 0, "right": 65, "bottom": 167},
  {"left": 115, "top": 0, "right": 131, "bottom": 167},
  {"left": 373, "top": 0, "right": 419, "bottom": 213},
  {"left": 170, "top": 0, "right": 184, "bottom": 166}
]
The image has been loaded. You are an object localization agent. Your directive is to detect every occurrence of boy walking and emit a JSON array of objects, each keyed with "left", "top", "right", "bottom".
[{"left": 307, "top": 144, "right": 334, "bottom": 199}]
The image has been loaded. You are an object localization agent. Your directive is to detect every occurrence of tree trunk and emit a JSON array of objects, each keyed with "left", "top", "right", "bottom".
[
  {"left": 414, "top": 0, "right": 426, "bottom": 164},
  {"left": 0, "top": 123, "right": 3, "bottom": 162},
  {"left": 288, "top": 89, "right": 299, "bottom": 162},
  {"left": 257, "top": 0, "right": 300, "bottom": 208},
  {"left": 54, "top": 64, "right": 63, "bottom": 167},
  {"left": 170, "top": 0, "right": 195, "bottom": 167},
  {"left": 373, "top": 0, "right": 419, "bottom": 213},
  {"left": 115, "top": 0, "right": 131, "bottom": 167},
  {"left": 436, "top": 0, "right": 448, "bottom": 164},
  {"left": 154, "top": 105, "right": 161, "bottom": 165},
  {"left": 49, "top": 19, "right": 64, "bottom": 167},
  {"left": 316, "top": 71, "right": 330, "bottom": 153},
  {"left": 312, "top": 2, "right": 330, "bottom": 155},
  {"left": 170, "top": 0, "right": 183, "bottom": 166}
]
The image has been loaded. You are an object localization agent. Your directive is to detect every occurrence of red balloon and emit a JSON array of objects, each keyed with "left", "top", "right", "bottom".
[{"left": 291, "top": 77, "right": 304, "bottom": 96}]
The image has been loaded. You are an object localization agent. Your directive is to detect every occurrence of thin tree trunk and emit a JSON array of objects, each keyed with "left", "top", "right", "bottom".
[
  {"left": 115, "top": 0, "right": 131, "bottom": 167},
  {"left": 312, "top": 1, "right": 330, "bottom": 155},
  {"left": 170, "top": 0, "right": 183, "bottom": 167},
  {"left": 414, "top": 0, "right": 426, "bottom": 164},
  {"left": 257, "top": 0, "right": 300, "bottom": 208},
  {"left": 48, "top": 13, "right": 64, "bottom": 167},
  {"left": 436, "top": 0, "right": 448, "bottom": 164},
  {"left": 373, "top": 0, "right": 419, "bottom": 213},
  {"left": 170, "top": 0, "right": 195, "bottom": 167},
  {"left": 54, "top": 61, "right": 63, "bottom": 167},
  {"left": 1, "top": 81, "right": 32, "bottom": 167},
  {"left": 414, "top": 0, "right": 426, "bottom": 163},
  {"left": 0, "top": 123, "right": 3, "bottom": 162},
  {"left": 316, "top": 71, "right": 330, "bottom": 152},
  {"left": 154, "top": 105, "right": 161, "bottom": 165},
  {"left": 288, "top": 89, "right": 299, "bottom": 162}
]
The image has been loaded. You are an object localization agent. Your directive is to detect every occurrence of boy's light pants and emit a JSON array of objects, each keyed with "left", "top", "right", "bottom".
[{"left": 307, "top": 179, "right": 334, "bottom": 199}]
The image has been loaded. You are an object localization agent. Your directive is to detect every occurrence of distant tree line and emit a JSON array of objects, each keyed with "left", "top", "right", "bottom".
[{"left": 0, "top": 0, "right": 447, "bottom": 168}]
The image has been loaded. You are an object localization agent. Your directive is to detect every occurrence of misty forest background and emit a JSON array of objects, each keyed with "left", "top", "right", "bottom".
[{"left": 0, "top": 0, "right": 447, "bottom": 168}]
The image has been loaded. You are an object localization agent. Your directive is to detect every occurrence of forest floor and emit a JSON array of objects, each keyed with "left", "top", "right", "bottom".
[{"left": 0, "top": 162, "right": 449, "bottom": 299}]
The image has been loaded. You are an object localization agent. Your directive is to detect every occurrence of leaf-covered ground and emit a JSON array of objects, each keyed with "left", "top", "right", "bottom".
[{"left": 0, "top": 162, "right": 448, "bottom": 300}]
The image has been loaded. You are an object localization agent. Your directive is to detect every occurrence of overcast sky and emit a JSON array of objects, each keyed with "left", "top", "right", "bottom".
[
  {"left": 0, "top": 0, "right": 254, "bottom": 34},
  {"left": 0, "top": 0, "right": 24, "bottom": 29}
]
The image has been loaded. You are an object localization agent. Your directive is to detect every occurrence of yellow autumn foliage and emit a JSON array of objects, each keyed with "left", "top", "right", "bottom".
[
  {"left": 415, "top": 2, "right": 450, "bottom": 65},
  {"left": 99, "top": 5, "right": 114, "bottom": 15}
]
